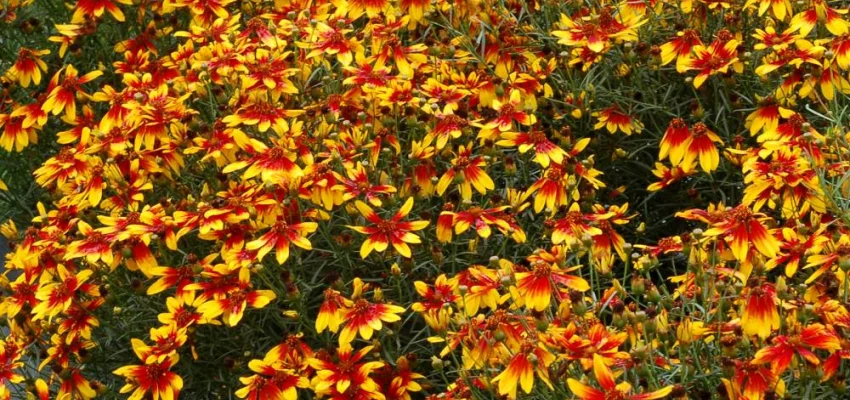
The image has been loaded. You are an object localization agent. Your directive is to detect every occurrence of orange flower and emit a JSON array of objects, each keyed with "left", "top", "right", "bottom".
[
  {"left": 333, "top": 163, "right": 396, "bottom": 207},
  {"left": 497, "top": 129, "right": 568, "bottom": 168},
  {"left": 513, "top": 258, "right": 589, "bottom": 311},
  {"left": 0, "top": 112, "right": 39, "bottom": 152},
  {"left": 7, "top": 48, "right": 50, "bottom": 87},
  {"left": 436, "top": 143, "right": 494, "bottom": 201},
  {"left": 301, "top": 23, "right": 364, "bottom": 66},
  {"left": 740, "top": 282, "right": 780, "bottom": 339},
  {"left": 491, "top": 341, "right": 556, "bottom": 399},
  {"left": 246, "top": 217, "right": 318, "bottom": 265},
  {"left": 196, "top": 272, "right": 277, "bottom": 327},
  {"left": 64, "top": 221, "right": 117, "bottom": 267},
  {"left": 41, "top": 65, "right": 103, "bottom": 119},
  {"left": 702, "top": 205, "right": 780, "bottom": 261},
  {"left": 683, "top": 34, "right": 740, "bottom": 88},
  {"left": 437, "top": 206, "right": 524, "bottom": 243},
  {"left": 681, "top": 122, "right": 724, "bottom": 173},
  {"left": 113, "top": 351, "right": 183, "bottom": 400},
  {"left": 412, "top": 274, "right": 459, "bottom": 330},
  {"left": 658, "top": 118, "right": 691, "bottom": 166},
  {"left": 316, "top": 289, "right": 347, "bottom": 335},
  {"left": 593, "top": 105, "right": 643, "bottom": 135},
  {"left": 648, "top": 161, "right": 695, "bottom": 191},
  {"left": 338, "top": 289, "right": 405, "bottom": 345},
  {"left": 753, "top": 323, "right": 840, "bottom": 374},
  {"left": 72, "top": 0, "right": 131, "bottom": 22},
  {"left": 222, "top": 138, "right": 304, "bottom": 184},
  {"left": 308, "top": 345, "right": 384, "bottom": 396},
  {"left": 347, "top": 197, "right": 429, "bottom": 259},
  {"left": 660, "top": 29, "right": 704, "bottom": 72},
  {"left": 723, "top": 360, "right": 778, "bottom": 400},
  {"left": 568, "top": 354, "right": 672, "bottom": 400}
]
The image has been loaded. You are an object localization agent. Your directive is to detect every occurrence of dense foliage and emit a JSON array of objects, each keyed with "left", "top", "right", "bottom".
[{"left": 2, "top": 0, "right": 850, "bottom": 399}]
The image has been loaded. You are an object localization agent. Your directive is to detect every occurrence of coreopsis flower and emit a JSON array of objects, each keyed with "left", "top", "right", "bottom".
[
  {"left": 373, "top": 355, "right": 424, "bottom": 400},
  {"left": 333, "top": 163, "right": 396, "bottom": 206},
  {"left": 804, "top": 233, "right": 850, "bottom": 284},
  {"left": 745, "top": 99, "right": 796, "bottom": 138},
  {"left": 196, "top": 273, "right": 277, "bottom": 326},
  {"left": 660, "top": 29, "right": 704, "bottom": 72},
  {"left": 236, "top": 345, "right": 310, "bottom": 400},
  {"left": 741, "top": 282, "right": 780, "bottom": 339},
  {"left": 301, "top": 22, "right": 364, "bottom": 66},
  {"left": 552, "top": 8, "right": 643, "bottom": 53},
  {"left": 338, "top": 292, "right": 405, "bottom": 345},
  {"left": 754, "top": 39, "right": 824, "bottom": 77},
  {"left": 347, "top": 197, "right": 429, "bottom": 258},
  {"left": 7, "top": 48, "right": 50, "bottom": 87},
  {"left": 64, "top": 221, "right": 117, "bottom": 267},
  {"left": 554, "top": 322, "right": 629, "bottom": 366},
  {"left": 593, "top": 105, "right": 643, "bottom": 135},
  {"left": 455, "top": 265, "right": 504, "bottom": 315},
  {"left": 683, "top": 34, "right": 741, "bottom": 88},
  {"left": 41, "top": 65, "right": 103, "bottom": 119},
  {"left": 746, "top": 0, "right": 793, "bottom": 20},
  {"left": 681, "top": 122, "right": 723, "bottom": 173},
  {"left": 764, "top": 227, "right": 828, "bottom": 277},
  {"left": 317, "top": 289, "right": 347, "bottom": 335},
  {"left": 568, "top": 354, "right": 673, "bottom": 400},
  {"left": 372, "top": 31, "right": 428, "bottom": 78},
  {"left": 722, "top": 360, "right": 778, "bottom": 400},
  {"left": 482, "top": 89, "right": 536, "bottom": 134},
  {"left": 240, "top": 48, "right": 299, "bottom": 95},
  {"left": 800, "top": 60, "right": 850, "bottom": 100},
  {"left": 0, "top": 112, "right": 39, "bottom": 152},
  {"left": 113, "top": 351, "right": 183, "bottom": 400},
  {"left": 742, "top": 147, "right": 825, "bottom": 217},
  {"left": 497, "top": 129, "right": 568, "bottom": 168},
  {"left": 491, "top": 341, "right": 556, "bottom": 399},
  {"left": 789, "top": 0, "right": 849, "bottom": 36},
  {"left": 246, "top": 216, "right": 318, "bottom": 265},
  {"left": 378, "top": 79, "right": 421, "bottom": 109},
  {"left": 412, "top": 274, "right": 459, "bottom": 330},
  {"left": 437, "top": 206, "right": 524, "bottom": 243},
  {"left": 308, "top": 345, "right": 383, "bottom": 396},
  {"left": 512, "top": 258, "right": 589, "bottom": 311},
  {"left": 72, "top": 0, "right": 131, "bottom": 22},
  {"left": 551, "top": 203, "right": 606, "bottom": 245},
  {"left": 223, "top": 138, "right": 304, "bottom": 184},
  {"left": 428, "top": 112, "right": 469, "bottom": 150},
  {"left": 221, "top": 98, "right": 305, "bottom": 136},
  {"left": 436, "top": 143, "right": 495, "bottom": 201},
  {"left": 753, "top": 323, "right": 840, "bottom": 374},
  {"left": 702, "top": 205, "right": 780, "bottom": 261}
]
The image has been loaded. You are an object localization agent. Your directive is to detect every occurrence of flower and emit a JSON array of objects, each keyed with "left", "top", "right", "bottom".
[
  {"left": 7, "top": 48, "right": 50, "bottom": 87},
  {"left": 568, "top": 354, "right": 672, "bottom": 400},
  {"left": 683, "top": 34, "right": 741, "bottom": 88},
  {"left": 513, "top": 257, "right": 589, "bottom": 311},
  {"left": 593, "top": 105, "right": 642, "bottom": 135},
  {"left": 753, "top": 323, "right": 840, "bottom": 374},
  {"left": 113, "top": 351, "right": 183, "bottom": 400},
  {"left": 491, "top": 341, "right": 556, "bottom": 399},
  {"left": 346, "top": 197, "right": 429, "bottom": 259},
  {"left": 246, "top": 217, "right": 318, "bottom": 265},
  {"left": 338, "top": 279, "right": 405, "bottom": 345},
  {"left": 308, "top": 345, "right": 384, "bottom": 396},
  {"left": 41, "top": 65, "right": 103, "bottom": 119},
  {"left": 740, "top": 282, "right": 780, "bottom": 339}
]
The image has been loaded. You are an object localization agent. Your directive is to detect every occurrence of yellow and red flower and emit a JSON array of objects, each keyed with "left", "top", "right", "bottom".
[
  {"left": 346, "top": 197, "right": 429, "bottom": 259},
  {"left": 568, "top": 354, "right": 672, "bottom": 400}
]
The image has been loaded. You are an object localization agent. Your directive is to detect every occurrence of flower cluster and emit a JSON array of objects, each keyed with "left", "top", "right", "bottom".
[{"left": 2, "top": 0, "right": 850, "bottom": 399}]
